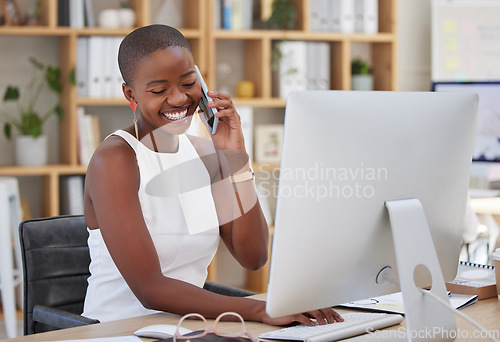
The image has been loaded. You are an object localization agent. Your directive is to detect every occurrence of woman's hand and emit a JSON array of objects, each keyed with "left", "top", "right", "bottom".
[
  {"left": 260, "top": 307, "right": 344, "bottom": 327},
  {"left": 205, "top": 90, "right": 246, "bottom": 152}
]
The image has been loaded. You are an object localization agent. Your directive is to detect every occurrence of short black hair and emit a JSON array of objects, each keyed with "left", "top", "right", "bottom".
[{"left": 118, "top": 24, "right": 193, "bottom": 86}]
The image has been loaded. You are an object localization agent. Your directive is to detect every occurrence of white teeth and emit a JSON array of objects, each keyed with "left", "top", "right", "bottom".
[{"left": 162, "top": 109, "right": 188, "bottom": 121}]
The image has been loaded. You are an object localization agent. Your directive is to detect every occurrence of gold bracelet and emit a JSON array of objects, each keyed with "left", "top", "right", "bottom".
[{"left": 229, "top": 168, "right": 255, "bottom": 183}]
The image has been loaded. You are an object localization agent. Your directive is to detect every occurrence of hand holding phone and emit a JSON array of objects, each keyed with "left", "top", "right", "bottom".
[{"left": 195, "top": 65, "right": 218, "bottom": 134}]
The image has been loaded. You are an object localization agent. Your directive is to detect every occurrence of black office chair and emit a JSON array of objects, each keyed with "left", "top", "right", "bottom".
[
  {"left": 19, "top": 215, "right": 99, "bottom": 335},
  {"left": 20, "top": 215, "right": 255, "bottom": 335}
]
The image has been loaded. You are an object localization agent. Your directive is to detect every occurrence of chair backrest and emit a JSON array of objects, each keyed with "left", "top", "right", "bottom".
[{"left": 19, "top": 215, "right": 91, "bottom": 335}]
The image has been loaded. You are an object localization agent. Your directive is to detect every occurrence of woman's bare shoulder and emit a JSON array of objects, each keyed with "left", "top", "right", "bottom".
[{"left": 87, "top": 135, "right": 138, "bottom": 176}]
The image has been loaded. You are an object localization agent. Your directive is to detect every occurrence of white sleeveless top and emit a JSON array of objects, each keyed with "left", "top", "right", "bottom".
[{"left": 83, "top": 130, "right": 220, "bottom": 322}]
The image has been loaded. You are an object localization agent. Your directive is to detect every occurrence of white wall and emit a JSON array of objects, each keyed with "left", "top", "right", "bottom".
[{"left": 398, "top": 0, "right": 433, "bottom": 91}]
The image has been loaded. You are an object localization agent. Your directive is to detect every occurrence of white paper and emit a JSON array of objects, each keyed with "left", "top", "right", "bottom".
[
  {"left": 339, "top": 291, "right": 478, "bottom": 314},
  {"left": 43, "top": 336, "right": 142, "bottom": 342}
]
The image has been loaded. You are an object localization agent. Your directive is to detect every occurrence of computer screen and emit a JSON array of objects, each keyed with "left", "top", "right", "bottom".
[
  {"left": 432, "top": 82, "right": 500, "bottom": 162},
  {"left": 266, "top": 91, "right": 478, "bottom": 318}
]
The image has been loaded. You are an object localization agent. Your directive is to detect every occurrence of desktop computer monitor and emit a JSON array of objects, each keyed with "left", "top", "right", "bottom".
[{"left": 266, "top": 91, "right": 478, "bottom": 325}]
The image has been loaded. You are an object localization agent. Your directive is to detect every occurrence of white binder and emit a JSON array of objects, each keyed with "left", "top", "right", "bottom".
[
  {"left": 332, "top": 0, "right": 355, "bottom": 33},
  {"left": 87, "top": 36, "right": 104, "bottom": 98},
  {"left": 355, "top": 0, "right": 378, "bottom": 34}
]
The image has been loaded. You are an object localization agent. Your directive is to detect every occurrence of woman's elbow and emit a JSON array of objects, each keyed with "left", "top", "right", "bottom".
[
  {"left": 242, "top": 250, "right": 268, "bottom": 271},
  {"left": 134, "top": 290, "right": 158, "bottom": 310},
  {"left": 130, "top": 279, "right": 165, "bottom": 311}
]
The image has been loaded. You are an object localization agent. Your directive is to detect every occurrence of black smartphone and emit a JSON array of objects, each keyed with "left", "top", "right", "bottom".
[{"left": 195, "top": 65, "right": 218, "bottom": 134}]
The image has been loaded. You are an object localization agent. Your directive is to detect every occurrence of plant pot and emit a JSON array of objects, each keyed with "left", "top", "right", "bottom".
[
  {"left": 352, "top": 74, "right": 374, "bottom": 91},
  {"left": 15, "top": 135, "right": 48, "bottom": 166}
]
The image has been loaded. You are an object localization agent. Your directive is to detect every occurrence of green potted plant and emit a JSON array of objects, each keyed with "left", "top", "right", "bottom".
[
  {"left": 266, "top": 0, "right": 296, "bottom": 30},
  {"left": 267, "top": 0, "right": 297, "bottom": 72},
  {"left": 1, "top": 57, "right": 64, "bottom": 166},
  {"left": 351, "top": 57, "right": 373, "bottom": 91}
]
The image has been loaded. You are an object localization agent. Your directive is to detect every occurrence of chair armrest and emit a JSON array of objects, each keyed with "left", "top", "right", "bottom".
[
  {"left": 33, "top": 305, "right": 99, "bottom": 330},
  {"left": 203, "top": 281, "right": 257, "bottom": 297}
]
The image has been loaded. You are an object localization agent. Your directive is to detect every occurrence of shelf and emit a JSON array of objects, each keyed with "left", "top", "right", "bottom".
[
  {"left": 233, "top": 98, "right": 286, "bottom": 108},
  {"left": 78, "top": 97, "right": 286, "bottom": 108},
  {"left": 0, "top": 26, "right": 137, "bottom": 37},
  {"left": 0, "top": 26, "right": 201, "bottom": 38},
  {"left": 73, "top": 28, "right": 138, "bottom": 36},
  {"left": 78, "top": 98, "right": 129, "bottom": 106},
  {"left": 0, "top": 164, "right": 87, "bottom": 176},
  {"left": 75, "top": 27, "right": 202, "bottom": 38},
  {"left": 0, "top": 26, "right": 72, "bottom": 36},
  {"left": 77, "top": 96, "right": 285, "bottom": 108},
  {"left": 253, "top": 163, "right": 281, "bottom": 172},
  {"left": 213, "top": 29, "right": 396, "bottom": 43}
]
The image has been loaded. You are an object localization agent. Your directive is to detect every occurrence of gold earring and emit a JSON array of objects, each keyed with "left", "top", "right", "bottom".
[{"left": 129, "top": 101, "right": 139, "bottom": 140}]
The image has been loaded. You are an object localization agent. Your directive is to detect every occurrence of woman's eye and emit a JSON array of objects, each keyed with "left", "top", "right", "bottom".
[
  {"left": 183, "top": 81, "right": 196, "bottom": 87},
  {"left": 150, "top": 89, "right": 166, "bottom": 94}
]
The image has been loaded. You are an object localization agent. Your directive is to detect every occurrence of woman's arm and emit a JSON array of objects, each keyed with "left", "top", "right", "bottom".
[
  {"left": 194, "top": 91, "right": 269, "bottom": 271},
  {"left": 85, "top": 137, "right": 260, "bottom": 317},
  {"left": 85, "top": 136, "right": 340, "bottom": 326}
]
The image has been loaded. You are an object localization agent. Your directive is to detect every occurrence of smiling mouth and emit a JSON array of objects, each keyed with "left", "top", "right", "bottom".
[{"left": 161, "top": 108, "right": 189, "bottom": 121}]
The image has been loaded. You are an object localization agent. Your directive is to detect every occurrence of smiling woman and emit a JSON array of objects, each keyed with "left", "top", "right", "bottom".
[
  {"left": 126, "top": 46, "right": 198, "bottom": 137},
  {"left": 80, "top": 24, "right": 340, "bottom": 328}
]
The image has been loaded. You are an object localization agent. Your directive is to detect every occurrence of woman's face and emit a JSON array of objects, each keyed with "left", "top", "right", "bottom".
[{"left": 127, "top": 46, "right": 201, "bottom": 136}]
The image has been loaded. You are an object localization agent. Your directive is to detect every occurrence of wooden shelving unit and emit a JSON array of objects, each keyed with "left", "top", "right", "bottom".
[
  {"left": 0, "top": 0, "right": 206, "bottom": 217},
  {"left": 0, "top": 0, "right": 397, "bottom": 292},
  {"left": 206, "top": 0, "right": 398, "bottom": 95}
]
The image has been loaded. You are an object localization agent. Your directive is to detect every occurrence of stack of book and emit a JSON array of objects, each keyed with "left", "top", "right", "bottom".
[{"left": 214, "top": 0, "right": 253, "bottom": 30}]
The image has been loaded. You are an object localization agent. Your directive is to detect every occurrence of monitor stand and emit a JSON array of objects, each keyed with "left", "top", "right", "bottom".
[{"left": 384, "top": 198, "right": 457, "bottom": 342}]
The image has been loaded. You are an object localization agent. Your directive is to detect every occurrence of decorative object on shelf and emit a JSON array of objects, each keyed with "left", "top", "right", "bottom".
[
  {"left": 24, "top": 0, "right": 40, "bottom": 26},
  {"left": 255, "top": 124, "right": 284, "bottom": 164},
  {"left": 98, "top": 2, "right": 135, "bottom": 29},
  {"left": 15, "top": 135, "right": 47, "bottom": 166},
  {"left": 0, "top": 0, "right": 22, "bottom": 25},
  {"left": 1, "top": 57, "right": 64, "bottom": 166},
  {"left": 260, "top": 0, "right": 273, "bottom": 22},
  {"left": 351, "top": 57, "right": 373, "bottom": 91},
  {"left": 266, "top": 0, "right": 296, "bottom": 30},
  {"left": 118, "top": 1, "right": 135, "bottom": 28},
  {"left": 98, "top": 9, "right": 121, "bottom": 29},
  {"left": 267, "top": 0, "right": 296, "bottom": 74},
  {"left": 218, "top": 0, "right": 253, "bottom": 30},
  {"left": 236, "top": 81, "right": 255, "bottom": 98}
]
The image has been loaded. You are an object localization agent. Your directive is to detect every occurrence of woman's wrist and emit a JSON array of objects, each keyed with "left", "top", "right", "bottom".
[
  {"left": 243, "top": 298, "right": 268, "bottom": 323},
  {"left": 220, "top": 149, "right": 251, "bottom": 176}
]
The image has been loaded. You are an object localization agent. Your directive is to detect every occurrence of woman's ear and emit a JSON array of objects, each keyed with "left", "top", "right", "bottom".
[{"left": 122, "top": 82, "right": 135, "bottom": 102}]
